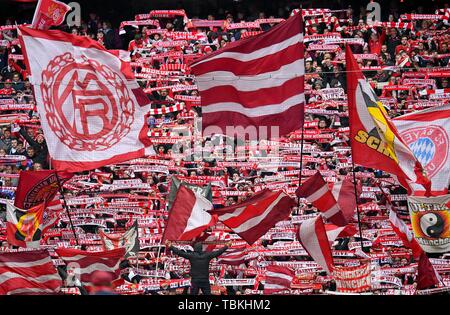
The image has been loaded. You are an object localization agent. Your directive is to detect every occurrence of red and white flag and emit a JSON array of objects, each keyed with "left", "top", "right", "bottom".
[
  {"left": 393, "top": 103, "right": 450, "bottom": 195},
  {"left": 55, "top": 247, "right": 125, "bottom": 290},
  {"left": 346, "top": 45, "right": 431, "bottom": 194},
  {"left": 263, "top": 265, "right": 295, "bottom": 294},
  {"left": 416, "top": 251, "right": 441, "bottom": 290},
  {"left": 18, "top": 27, "right": 154, "bottom": 172},
  {"left": 298, "top": 216, "right": 334, "bottom": 274},
  {"left": 0, "top": 249, "right": 62, "bottom": 295},
  {"left": 325, "top": 224, "right": 357, "bottom": 245},
  {"left": 329, "top": 178, "right": 359, "bottom": 222},
  {"left": 31, "top": 0, "right": 71, "bottom": 30},
  {"left": 388, "top": 206, "right": 423, "bottom": 261},
  {"left": 162, "top": 185, "right": 217, "bottom": 241},
  {"left": 296, "top": 172, "right": 348, "bottom": 226},
  {"left": 210, "top": 189, "right": 295, "bottom": 245},
  {"left": 191, "top": 12, "right": 304, "bottom": 139}
]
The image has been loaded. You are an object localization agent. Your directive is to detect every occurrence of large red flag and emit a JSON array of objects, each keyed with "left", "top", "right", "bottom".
[
  {"left": 31, "top": 0, "right": 71, "bottom": 30},
  {"left": 329, "top": 178, "right": 359, "bottom": 223},
  {"left": 56, "top": 247, "right": 125, "bottom": 291},
  {"left": 18, "top": 27, "right": 154, "bottom": 172},
  {"left": 296, "top": 172, "right": 348, "bottom": 226},
  {"left": 346, "top": 45, "right": 431, "bottom": 194},
  {"left": 14, "top": 170, "right": 72, "bottom": 209},
  {"left": 0, "top": 249, "right": 62, "bottom": 295},
  {"left": 162, "top": 185, "right": 217, "bottom": 242},
  {"left": 191, "top": 12, "right": 304, "bottom": 139},
  {"left": 263, "top": 265, "right": 295, "bottom": 294},
  {"left": 210, "top": 189, "right": 295, "bottom": 245},
  {"left": 298, "top": 216, "right": 334, "bottom": 274},
  {"left": 416, "top": 251, "right": 440, "bottom": 290}
]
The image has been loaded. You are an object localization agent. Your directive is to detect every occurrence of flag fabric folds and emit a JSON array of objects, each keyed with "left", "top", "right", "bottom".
[
  {"left": 55, "top": 247, "right": 125, "bottom": 290},
  {"left": 298, "top": 216, "right": 334, "bottom": 274},
  {"left": 393, "top": 103, "right": 450, "bottom": 195},
  {"left": 329, "top": 178, "right": 359, "bottom": 223},
  {"left": 14, "top": 170, "right": 72, "bottom": 209},
  {"left": 345, "top": 45, "right": 431, "bottom": 195},
  {"left": 210, "top": 189, "right": 295, "bottom": 245},
  {"left": 18, "top": 27, "right": 154, "bottom": 173},
  {"left": 388, "top": 206, "right": 423, "bottom": 261},
  {"left": 416, "top": 251, "right": 440, "bottom": 290},
  {"left": 296, "top": 171, "right": 348, "bottom": 226},
  {"left": 191, "top": 12, "right": 305, "bottom": 139},
  {"left": 6, "top": 201, "right": 46, "bottom": 248},
  {"left": 162, "top": 185, "right": 217, "bottom": 241},
  {"left": 99, "top": 220, "right": 140, "bottom": 258},
  {"left": 31, "top": 0, "right": 71, "bottom": 30},
  {"left": 263, "top": 265, "right": 295, "bottom": 294},
  {"left": 325, "top": 224, "right": 358, "bottom": 245},
  {"left": 0, "top": 249, "right": 62, "bottom": 295},
  {"left": 167, "top": 176, "right": 212, "bottom": 211}
]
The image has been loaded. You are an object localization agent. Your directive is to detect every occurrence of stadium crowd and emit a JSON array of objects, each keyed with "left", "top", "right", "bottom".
[{"left": 0, "top": 2, "right": 449, "bottom": 295}]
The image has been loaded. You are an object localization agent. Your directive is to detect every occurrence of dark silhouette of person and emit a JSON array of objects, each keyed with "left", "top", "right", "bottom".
[{"left": 166, "top": 240, "right": 230, "bottom": 295}]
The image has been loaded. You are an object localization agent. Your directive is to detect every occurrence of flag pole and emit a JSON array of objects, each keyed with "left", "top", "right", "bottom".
[
  {"left": 54, "top": 171, "right": 79, "bottom": 246},
  {"left": 297, "top": 123, "right": 305, "bottom": 209},
  {"left": 350, "top": 161, "right": 364, "bottom": 250},
  {"left": 297, "top": 11, "right": 305, "bottom": 209}
]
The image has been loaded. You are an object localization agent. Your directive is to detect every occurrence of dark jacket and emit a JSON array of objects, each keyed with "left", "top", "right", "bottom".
[
  {"left": 169, "top": 243, "right": 228, "bottom": 281},
  {"left": 19, "top": 127, "right": 48, "bottom": 167}
]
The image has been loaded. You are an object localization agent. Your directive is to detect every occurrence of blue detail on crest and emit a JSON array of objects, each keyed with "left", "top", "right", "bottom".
[{"left": 410, "top": 137, "right": 435, "bottom": 166}]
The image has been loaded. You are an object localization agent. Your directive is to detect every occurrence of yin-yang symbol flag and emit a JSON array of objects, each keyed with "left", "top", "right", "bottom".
[
  {"left": 18, "top": 26, "right": 155, "bottom": 172},
  {"left": 407, "top": 195, "right": 450, "bottom": 254}
]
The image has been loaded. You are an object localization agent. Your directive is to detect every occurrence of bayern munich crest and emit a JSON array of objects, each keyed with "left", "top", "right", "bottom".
[
  {"left": 400, "top": 125, "right": 449, "bottom": 178},
  {"left": 40, "top": 52, "right": 135, "bottom": 151}
]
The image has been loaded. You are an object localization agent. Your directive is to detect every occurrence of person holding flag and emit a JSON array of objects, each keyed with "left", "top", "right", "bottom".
[{"left": 165, "top": 240, "right": 231, "bottom": 295}]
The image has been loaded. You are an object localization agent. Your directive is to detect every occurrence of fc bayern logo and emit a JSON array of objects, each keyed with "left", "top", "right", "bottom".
[
  {"left": 41, "top": 53, "right": 135, "bottom": 151},
  {"left": 400, "top": 125, "right": 448, "bottom": 178}
]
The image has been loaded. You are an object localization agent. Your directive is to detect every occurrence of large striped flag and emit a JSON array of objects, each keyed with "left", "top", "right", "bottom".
[
  {"left": 296, "top": 172, "right": 348, "bottom": 226},
  {"left": 0, "top": 249, "right": 62, "bottom": 295},
  {"left": 210, "top": 189, "right": 295, "bottom": 245},
  {"left": 191, "top": 12, "right": 304, "bottom": 139},
  {"left": 18, "top": 27, "right": 154, "bottom": 173},
  {"left": 55, "top": 247, "right": 125, "bottom": 291},
  {"left": 393, "top": 103, "right": 450, "bottom": 195},
  {"left": 162, "top": 185, "right": 217, "bottom": 242},
  {"left": 346, "top": 45, "right": 431, "bottom": 195},
  {"left": 298, "top": 216, "right": 334, "bottom": 274},
  {"left": 263, "top": 265, "right": 295, "bottom": 294},
  {"left": 329, "top": 178, "right": 359, "bottom": 223}
]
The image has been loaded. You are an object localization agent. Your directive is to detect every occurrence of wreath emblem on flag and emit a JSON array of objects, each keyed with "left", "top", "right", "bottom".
[
  {"left": 41, "top": 52, "right": 135, "bottom": 151},
  {"left": 400, "top": 125, "right": 448, "bottom": 178}
]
